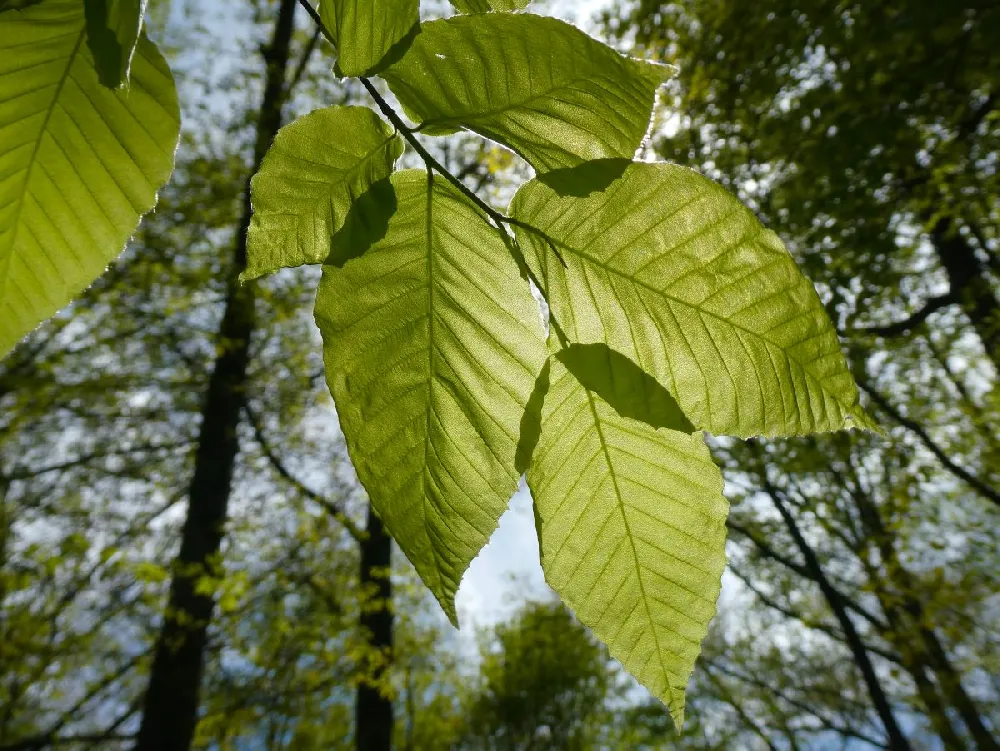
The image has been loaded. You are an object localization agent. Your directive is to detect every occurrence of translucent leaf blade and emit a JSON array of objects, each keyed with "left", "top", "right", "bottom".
[
  {"left": 244, "top": 106, "right": 404, "bottom": 281},
  {"left": 529, "top": 355, "right": 727, "bottom": 727},
  {"left": 319, "top": 0, "right": 419, "bottom": 77},
  {"left": 556, "top": 343, "right": 695, "bottom": 434},
  {"left": 511, "top": 161, "right": 871, "bottom": 436},
  {"left": 381, "top": 14, "right": 670, "bottom": 172},
  {"left": 449, "top": 0, "right": 531, "bottom": 12},
  {"left": 314, "top": 170, "right": 547, "bottom": 622},
  {"left": 84, "top": 0, "right": 148, "bottom": 88},
  {"left": 0, "top": 0, "right": 180, "bottom": 360}
]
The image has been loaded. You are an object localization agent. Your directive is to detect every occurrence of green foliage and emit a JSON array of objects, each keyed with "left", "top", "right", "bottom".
[
  {"left": 449, "top": 0, "right": 532, "bottom": 13},
  {"left": 381, "top": 14, "right": 671, "bottom": 171},
  {"left": 528, "top": 355, "right": 726, "bottom": 725},
  {"left": 83, "top": 0, "right": 148, "bottom": 88},
  {"left": 511, "top": 161, "right": 874, "bottom": 437},
  {"left": 244, "top": 105, "right": 404, "bottom": 281},
  {"left": 457, "top": 600, "right": 617, "bottom": 750},
  {"left": 319, "top": 0, "right": 419, "bottom": 77},
  {"left": 0, "top": 0, "right": 179, "bottom": 360},
  {"left": 313, "top": 170, "right": 547, "bottom": 622}
]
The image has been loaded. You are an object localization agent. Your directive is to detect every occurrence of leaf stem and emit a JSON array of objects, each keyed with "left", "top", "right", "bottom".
[{"left": 293, "top": 0, "right": 569, "bottom": 346}]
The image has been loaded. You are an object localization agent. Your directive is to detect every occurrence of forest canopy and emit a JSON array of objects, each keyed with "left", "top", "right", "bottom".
[{"left": 0, "top": 0, "right": 996, "bottom": 750}]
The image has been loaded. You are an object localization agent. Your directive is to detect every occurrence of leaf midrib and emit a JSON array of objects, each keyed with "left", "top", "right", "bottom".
[
  {"left": 582, "top": 385, "right": 678, "bottom": 712},
  {"left": 420, "top": 172, "right": 449, "bottom": 607},
  {"left": 537, "top": 226, "right": 847, "bottom": 406},
  {"left": 1, "top": 28, "right": 85, "bottom": 289}
]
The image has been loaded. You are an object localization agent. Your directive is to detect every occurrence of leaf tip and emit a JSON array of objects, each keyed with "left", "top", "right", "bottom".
[{"left": 847, "top": 405, "right": 883, "bottom": 435}]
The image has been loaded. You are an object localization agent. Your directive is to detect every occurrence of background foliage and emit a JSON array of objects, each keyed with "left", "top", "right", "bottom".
[{"left": 0, "top": 0, "right": 996, "bottom": 749}]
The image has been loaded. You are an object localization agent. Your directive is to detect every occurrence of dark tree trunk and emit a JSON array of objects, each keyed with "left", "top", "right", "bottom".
[
  {"left": 356, "top": 505, "right": 394, "bottom": 751},
  {"left": 134, "top": 2, "right": 297, "bottom": 748},
  {"left": 932, "top": 218, "right": 1000, "bottom": 373}
]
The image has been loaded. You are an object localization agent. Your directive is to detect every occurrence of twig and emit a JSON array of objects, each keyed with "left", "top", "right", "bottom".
[{"left": 243, "top": 402, "right": 363, "bottom": 541}]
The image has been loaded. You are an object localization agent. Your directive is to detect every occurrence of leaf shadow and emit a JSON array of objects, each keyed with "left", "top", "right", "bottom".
[
  {"left": 536, "top": 158, "right": 631, "bottom": 197},
  {"left": 557, "top": 343, "right": 694, "bottom": 433},
  {"left": 515, "top": 359, "right": 551, "bottom": 475},
  {"left": 83, "top": 0, "right": 126, "bottom": 89},
  {"left": 325, "top": 179, "right": 398, "bottom": 267},
  {"left": 338, "top": 20, "right": 422, "bottom": 78}
]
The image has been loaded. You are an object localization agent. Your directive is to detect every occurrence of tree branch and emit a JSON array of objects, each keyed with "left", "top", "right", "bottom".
[
  {"left": 243, "top": 402, "right": 363, "bottom": 542},
  {"left": 858, "top": 379, "right": 1000, "bottom": 508},
  {"left": 851, "top": 293, "right": 957, "bottom": 338}
]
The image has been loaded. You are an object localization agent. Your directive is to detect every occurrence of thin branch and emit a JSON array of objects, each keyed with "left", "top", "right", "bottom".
[
  {"left": 704, "top": 657, "right": 890, "bottom": 749},
  {"left": 728, "top": 519, "right": 889, "bottom": 631},
  {"left": 289, "top": 27, "right": 323, "bottom": 93},
  {"left": 293, "top": 0, "right": 570, "bottom": 347},
  {"left": 243, "top": 402, "right": 363, "bottom": 541},
  {"left": 858, "top": 379, "right": 1000, "bottom": 508},
  {"left": 729, "top": 563, "right": 901, "bottom": 665},
  {"left": 851, "top": 293, "right": 957, "bottom": 338},
  {"left": 761, "top": 473, "right": 912, "bottom": 750}
]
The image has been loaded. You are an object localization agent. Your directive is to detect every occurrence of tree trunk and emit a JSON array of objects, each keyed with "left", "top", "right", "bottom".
[
  {"left": 932, "top": 218, "right": 1000, "bottom": 373},
  {"left": 356, "top": 505, "right": 394, "bottom": 751},
  {"left": 134, "top": 2, "right": 297, "bottom": 748}
]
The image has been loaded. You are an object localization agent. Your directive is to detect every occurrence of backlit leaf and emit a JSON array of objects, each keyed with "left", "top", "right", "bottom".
[
  {"left": 381, "top": 14, "right": 670, "bottom": 172},
  {"left": 319, "top": 0, "right": 419, "bottom": 77},
  {"left": 449, "top": 0, "right": 531, "bottom": 12},
  {"left": 556, "top": 343, "right": 695, "bottom": 434},
  {"left": 244, "top": 106, "right": 404, "bottom": 281},
  {"left": 511, "top": 161, "right": 874, "bottom": 436},
  {"left": 314, "top": 170, "right": 547, "bottom": 622},
  {"left": 84, "top": 0, "right": 148, "bottom": 89},
  {"left": 528, "top": 353, "right": 727, "bottom": 727},
  {"left": 0, "top": 0, "right": 180, "bottom": 360}
]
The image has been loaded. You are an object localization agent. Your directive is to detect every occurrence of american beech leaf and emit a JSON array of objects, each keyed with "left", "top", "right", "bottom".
[
  {"left": 83, "top": 0, "right": 148, "bottom": 89},
  {"left": 0, "top": 0, "right": 180, "bottom": 360},
  {"left": 511, "top": 161, "right": 876, "bottom": 436},
  {"left": 449, "top": 0, "right": 531, "bottom": 12},
  {"left": 319, "top": 0, "right": 419, "bottom": 77},
  {"left": 313, "top": 169, "right": 547, "bottom": 623},
  {"left": 244, "top": 106, "right": 404, "bottom": 282},
  {"left": 380, "top": 14, "right": 671, "bottom": 172},
  {"left": 528, "top": 352, "right": 727, "bottom": 728}
]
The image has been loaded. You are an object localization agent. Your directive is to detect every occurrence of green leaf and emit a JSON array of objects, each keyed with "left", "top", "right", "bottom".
[
  {"left": 449, "top": 0, "right": 531, "bottom": 12},
  {"left": 314, "top": 170, "right": 547, "bottom": 622},
  {"left": 244, "top": 106, "right": 404, "bottom": 281},
  {"left": 0, "top": 0, "right": 180, "bottom": 361},
  {"left": 319, "top": 0, "right": 419, "bottom": 77},
  {"left": 381, "top": 14, "right": 670, "bottom": 172},
  {"left": 528, "top": 353, "right": 727, "bottom": 727},
  {"left": 0, "top": 1, "right": 43, "bottom": 11},
  {"left": 511, "top": 161, "right": 873, "bottom": 437},
  {"left": 556, "top": 343, "right": 695, "bottom": 434},
  {"left": 84, "top": 0, "right": 148, "bottom": 89}
]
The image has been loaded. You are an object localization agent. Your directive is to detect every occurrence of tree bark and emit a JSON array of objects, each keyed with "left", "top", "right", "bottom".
[
  {"left": 932, "top": 218, "right": 1000, "bottom": 374},
  {"left": 356, "top": 505, "right": 394, "bottom": 751},
  {"left": 134, "top": 2, "right": 297, "bottom": 748}
]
